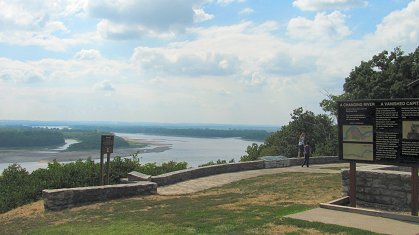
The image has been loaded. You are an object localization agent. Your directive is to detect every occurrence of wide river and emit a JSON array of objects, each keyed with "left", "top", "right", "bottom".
[{"left": 0, "top": 133, "right": 262, "bottom": 172}]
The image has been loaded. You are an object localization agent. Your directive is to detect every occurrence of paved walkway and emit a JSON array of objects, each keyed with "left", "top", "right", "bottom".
[
  {"left": 287, "top": 208, "right": 419, "bottom": 235},
  {"left": 158, "top": 163, "right": 343, "bottom": 195},
  {"left": 157, "top": 163, "right": 419, "bottom": 234}
]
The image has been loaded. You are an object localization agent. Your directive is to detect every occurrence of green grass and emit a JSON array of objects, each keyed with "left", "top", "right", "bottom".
[{"left": 0, "top": 172, "right": 383, "bottom": 235}]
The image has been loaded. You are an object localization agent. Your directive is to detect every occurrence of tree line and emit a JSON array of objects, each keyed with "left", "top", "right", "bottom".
[{"left": 0, "top": 127, "right": 65, "bottom": 148}]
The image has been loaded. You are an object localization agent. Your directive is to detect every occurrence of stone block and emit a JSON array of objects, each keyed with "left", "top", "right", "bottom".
[{"left": 128, "top": 171, "right": 151, "bottom": 181}]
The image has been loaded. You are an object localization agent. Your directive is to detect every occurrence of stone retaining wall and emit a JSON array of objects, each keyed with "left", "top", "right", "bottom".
[
  {"left": 43, "top": 181, "right": 157, "bottom": 211},
  {"left": 151, "top": 156, "right": 340, "bottom": 186},
  {"left": 151, "top": 160, "right": 265, "bottom": 186},
  {"left": 341, "top": 167, "right": 414, "bottom": 211}
]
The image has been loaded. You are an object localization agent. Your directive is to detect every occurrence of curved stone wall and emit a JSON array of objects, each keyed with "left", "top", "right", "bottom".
[{"left": 151, "top": 156, "right": 340, "bottom": 186}]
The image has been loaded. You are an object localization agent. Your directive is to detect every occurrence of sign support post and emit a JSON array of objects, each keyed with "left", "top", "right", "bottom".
[
  {"left": 106, "top": 150, "right": 111, "bottom": 185},
  {"left": 349, "top": 161, "right": 356, "bottom": 207},
  {"left": 100, "top": 135, "right": 114, "bottom": 185},
  {"left": 100, "top": 148, "right": 104, "bottom": 185},
  {"left": 412, "top": 166, "right": 418, "bottom": 216}
]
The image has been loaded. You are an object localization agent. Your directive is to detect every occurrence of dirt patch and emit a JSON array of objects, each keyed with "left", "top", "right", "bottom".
[
  {"left": 0, "top": 200, "right": 44, "bottom": 221},
  {"left": 129, "top": 195, "right": 182, "bottom": 201},
  {"left": 69, "top": 202, "right": 104, "bottom": 212},
  {"left": 51, "top": 218, "right": 73, "bottom": 226},
  {"left": 192, "top": 188, "right": 242, "bottom": 198}
]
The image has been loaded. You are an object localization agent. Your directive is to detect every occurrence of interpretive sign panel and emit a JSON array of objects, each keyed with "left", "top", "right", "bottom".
[
  {"left": 101, "top": 135, "right": 114, "bottom": 153},
  {"left": 338, "top": 99, "right": 419, "bottom": 165}
]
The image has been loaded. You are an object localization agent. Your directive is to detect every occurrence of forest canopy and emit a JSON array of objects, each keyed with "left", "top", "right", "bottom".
[{"left": 0, "top": 127, "right": 65, "bottom": 148}]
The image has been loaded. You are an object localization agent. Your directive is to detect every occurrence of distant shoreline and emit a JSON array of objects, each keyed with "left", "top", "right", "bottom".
[{"left": 0, "top": 134, "right": 172, "bottom": 164}]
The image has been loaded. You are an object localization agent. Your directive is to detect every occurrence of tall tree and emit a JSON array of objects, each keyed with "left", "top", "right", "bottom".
[
  {"left": 240, "top": 107, "right": 337, "bottom": 160},
  {"left": 321, "top": 46, "right": 419, "bottom": 116}
]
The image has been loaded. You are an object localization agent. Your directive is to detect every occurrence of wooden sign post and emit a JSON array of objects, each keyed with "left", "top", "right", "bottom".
[{"left": 100, "top": 135, "right": 114, "bottom": 185}]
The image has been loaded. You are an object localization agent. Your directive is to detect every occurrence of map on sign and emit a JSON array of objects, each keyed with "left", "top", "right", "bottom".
[
  {"left": 342, "top": 125, "right": 373, "bottom": 142},
  {"left": 343, "top": 143, "right": 374, "bottom": 161}
]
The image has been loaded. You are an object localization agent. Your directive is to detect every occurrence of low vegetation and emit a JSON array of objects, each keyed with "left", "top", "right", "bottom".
[
  {"left": 0, "top": 172, "right": 378, "bottom": 234},
  {"left": 0, "top": 155, "right": 187, "bottom": 213},
  {"left": 198, "top": 158, "right": 235, "bottom": 167}
]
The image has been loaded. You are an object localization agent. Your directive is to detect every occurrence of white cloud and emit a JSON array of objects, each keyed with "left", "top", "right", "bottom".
[
  {"left": 86, "top": 0, "right": 211, "bottom": 39},
  {"left": 194, "top": 8, "right": 215, "bottom": 22},
  {"left": 239, "top": 7, "right": 254, "bottom": 15},
  {"left": 264, "top": 53, "right": 317, "bottom": 76},
  {"left": 0, "top": 0, "right": 86, "bottom": 50},
  {"left": 365, "top": 0, "right": 419, "bottom": 52},
  {"left": 0, "top": 58, "right": 45, "bottom": 83},
  {"left": 1, "top": 1, "right": 418, "bottom": 125},
  {"left": 287, "top": 11, "right": 351, "bottom": 42},
  {"left": 293, "top": 0, "right": 368, "bottom": 11},
  {"left": 93, "top": 80, "right": 115, "bottom": 91},
  {"left": 74, "top": 49, "right": 102, "bottom": 60},
  {"left": 132, "top": 48, "right": 240, "bottom": 77},
  {"left": 215, "top": 0, "right": 246, "bottom": 6}
]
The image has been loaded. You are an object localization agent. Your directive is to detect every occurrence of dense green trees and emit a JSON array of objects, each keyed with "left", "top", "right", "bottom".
[
  {"left": 321, "top": 46, "right": 419, "bottom": 116},
  {"left": 0, "top": 127, "right": 65, "bottom": 148},
  {"left": 241, "top": 108, "right": 337, "bottom": 160}
]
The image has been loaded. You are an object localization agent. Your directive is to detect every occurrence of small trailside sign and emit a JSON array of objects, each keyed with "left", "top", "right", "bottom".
[
  {"left": 338, "top": 99, "right": 419, "bottom": 165},
  {"left": 101, "top": 135, "right": 114, "bottom": 153}
]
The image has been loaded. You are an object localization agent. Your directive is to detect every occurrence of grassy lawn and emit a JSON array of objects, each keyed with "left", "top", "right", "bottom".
[{"left": 0, "top": 172, "right": 381, "bottom": 234}]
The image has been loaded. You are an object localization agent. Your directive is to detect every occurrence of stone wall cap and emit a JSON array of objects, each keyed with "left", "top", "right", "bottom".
[
  {"left": 128, "top": 171, "right": 152, "bottom": 181},
  {"left": 42, "top": 181, "right": 157, "bottom": 193}
]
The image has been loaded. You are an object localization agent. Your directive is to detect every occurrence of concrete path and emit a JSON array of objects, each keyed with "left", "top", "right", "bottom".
[
  {"left": 157, "top": 163, "right": 345, "bottom": 195},
  {"left": 286, "top": 208, "right": 419, "bottom": 235}
]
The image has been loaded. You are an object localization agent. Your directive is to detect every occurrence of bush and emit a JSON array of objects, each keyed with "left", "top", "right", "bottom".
[
  {"left": 0, "top": 155, "right": 188, "bottom": 213},
  {"left": 199, "top": 159, "right": 235, "bottom": 167}
]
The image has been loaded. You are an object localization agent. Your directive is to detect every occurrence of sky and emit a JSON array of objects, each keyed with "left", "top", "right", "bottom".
[{"left": 0, "top": 0, "right": 418, "bottom": 126}]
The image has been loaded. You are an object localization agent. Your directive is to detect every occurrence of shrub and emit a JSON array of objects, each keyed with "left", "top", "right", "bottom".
[
  {"left": 0, "top": 156, "right": 187, "bottom": 213},
  {"left": 199, "top": 159, "right": 235, "bottom": 167}
]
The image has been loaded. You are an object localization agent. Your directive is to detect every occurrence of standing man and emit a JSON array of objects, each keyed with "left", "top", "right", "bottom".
[{"left": 301, "top": 141, "right": 311, "bottom": 167}]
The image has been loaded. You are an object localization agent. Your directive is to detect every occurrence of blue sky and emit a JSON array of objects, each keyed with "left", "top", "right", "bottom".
[{"left": 0, "top": 0, "right": 418, "bottom": 125}]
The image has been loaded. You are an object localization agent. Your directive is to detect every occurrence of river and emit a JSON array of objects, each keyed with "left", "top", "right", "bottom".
[{"left": 0, "top": 133, "right": 262, "bottom": 173}]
